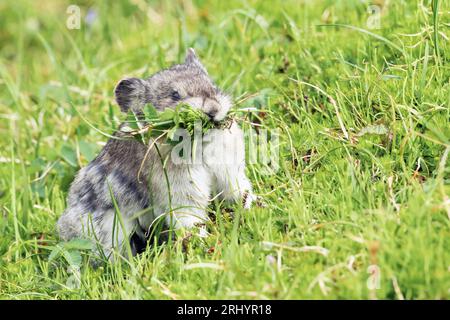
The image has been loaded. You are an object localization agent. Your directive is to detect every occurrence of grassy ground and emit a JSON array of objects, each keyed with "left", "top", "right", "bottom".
[{"left": 0, "top": 0, "right": 449, "bottom": 299}]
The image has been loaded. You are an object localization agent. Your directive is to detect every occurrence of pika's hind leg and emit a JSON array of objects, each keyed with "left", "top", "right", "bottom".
[{"left": 58, "top": 207, "right": 137, "bottom": 260}]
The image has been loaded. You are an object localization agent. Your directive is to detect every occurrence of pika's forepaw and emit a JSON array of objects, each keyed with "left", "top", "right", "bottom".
[
  {"left": 194, "top": 223, "right": 209, "bottom": 238},
  {"left": 242, "top": 191, "right": 257, "bottom": 209}
]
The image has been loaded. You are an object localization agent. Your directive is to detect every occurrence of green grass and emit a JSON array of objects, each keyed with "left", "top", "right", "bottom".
[{"left": 0, "top": 0, "right": 449, "bottom": 299}]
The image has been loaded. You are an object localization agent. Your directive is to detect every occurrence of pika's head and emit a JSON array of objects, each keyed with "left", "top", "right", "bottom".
[{"left": 114, "top": 48, "right": 231, "bottom": 122}]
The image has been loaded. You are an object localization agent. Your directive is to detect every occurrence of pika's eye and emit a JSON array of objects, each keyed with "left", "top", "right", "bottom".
[{"left": 171, "top": 90, "right": 181, "bottom": 101}]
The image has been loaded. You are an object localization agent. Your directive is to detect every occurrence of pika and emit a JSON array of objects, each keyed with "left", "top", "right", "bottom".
[{"left": 57, "top": 49, "right": 254, "bottom": 258}]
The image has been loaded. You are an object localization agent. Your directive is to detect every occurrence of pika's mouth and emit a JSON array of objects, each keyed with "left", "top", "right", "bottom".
[
  {"left": 205, "top": 111, "right": 217, "bottom": 121},
  {"left": 205, "top": 112, "right": 225, "bottom": 123}
]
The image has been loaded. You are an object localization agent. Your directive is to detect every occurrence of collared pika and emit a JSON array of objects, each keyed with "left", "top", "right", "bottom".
[{"left": 57, "top": 49, "right": 254, "bottom": 258}]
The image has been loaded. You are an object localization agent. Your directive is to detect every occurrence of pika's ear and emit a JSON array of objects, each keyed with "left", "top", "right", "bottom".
[
  {"left": 114, "top": 78, "right": 147, "bottom": 113},
  {"left": 185, "top": 48, "right": 208, "bottom": 74}
]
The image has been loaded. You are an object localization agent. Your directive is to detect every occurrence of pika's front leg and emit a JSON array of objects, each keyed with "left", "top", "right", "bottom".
[
  {"left": 204, "top": 122, "right": 255, "bottom": 209},
  {"left": 151, "top": 159, "right": 211, "bottom": 236},
  {"left": 214, "top": 164, "right": 255, "bottom": 209}
]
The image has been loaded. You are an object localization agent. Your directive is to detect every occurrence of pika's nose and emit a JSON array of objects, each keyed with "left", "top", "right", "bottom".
[
  {"left": 204, "top": 100, "right": 220, "bottom": 120},
  {"left": 205, "top": 109, "right": 218, "bottom": 120}
]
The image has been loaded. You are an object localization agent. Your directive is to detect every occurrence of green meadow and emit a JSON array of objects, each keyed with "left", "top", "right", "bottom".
[{"left": 0, "top": 0, "right": 449, "bottom": 299}]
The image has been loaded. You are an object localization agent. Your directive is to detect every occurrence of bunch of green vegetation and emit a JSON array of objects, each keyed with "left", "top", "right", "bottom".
[{"left": 120, "top": 103, "right": 232, "bottom": 145}]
